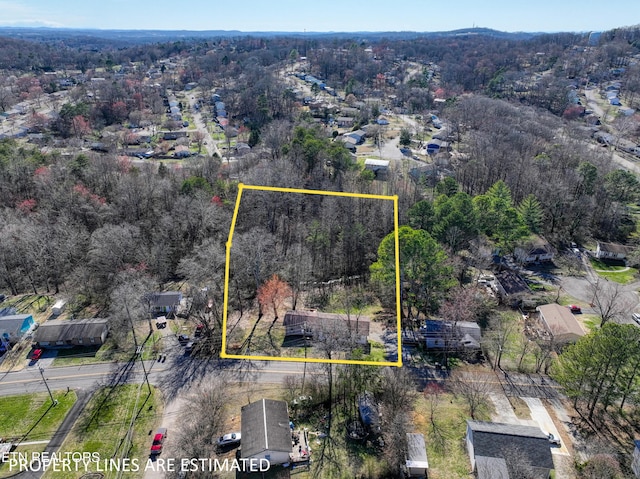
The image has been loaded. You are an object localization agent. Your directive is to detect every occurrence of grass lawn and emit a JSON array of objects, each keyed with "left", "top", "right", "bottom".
[
  {"left": 43, "top": 384, "right": 162, "bottom": 479},
  {"left": 580, "top": 314, "right": 600, "bottom": 331},
  {"left": 366, "top": 341, "right": 386, "bottom": 362},
  {"left": 0, "top": 390, "right": 77, "bottom": 442},
  {"left": 590, "top": 258, "right": 638, "bottom": 284},
  {"left": 413, "top": 392, "right": 490, "bottom": 478},
  {"left": 53, "top": 328, "right": 161, "bottom": 366}
]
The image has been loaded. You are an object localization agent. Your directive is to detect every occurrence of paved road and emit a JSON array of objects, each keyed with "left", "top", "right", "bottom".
[
  {"left": 187, "top": 95, "right": 219, "bottom": 158},
  {"left": 0, "top": 357, "right": 320, "bottom": 397}
]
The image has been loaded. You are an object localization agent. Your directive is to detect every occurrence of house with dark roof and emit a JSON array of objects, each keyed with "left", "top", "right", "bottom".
[
  {"left": 241, "top": 399, "right": 292, "bottom": 465},
  {"left": 149, "top": 292, "right": 183, "bottom": 316},
  {"left": 345, "top": 130, "right": 366, "bottom": 145},
  {"left": 632, "top": 440, "right": 640, "bottom": 478},
  {"left": 494, "top": 271, "right": 531, "bottom": 298},
  {"left": 466, "top": 420, "right": 554, "bottom": 479},
  {"left": 0, "top": 314, "right": 35, "bottom": 349},
  {"left": 426, "top": 138, "right": 449, "bottom": 155},
  {"left": 405, "top": 433, "right": 429, "bottom": 478},
  {"left": 417, "top": 320, "right": 481, "bottom": 351},
  {"left": 595, "top": 241, "right": 629, "bottom": 261},
  {"left": 536, "top": 304, "right": 585, "bottom": 344},
  {"left": 33, "top": 318, "right": 109, "bottom": 348},
  {"left": 283, "top": 310, "right": 370, "bottom": 346},
  {"left": 514, "top": 236, "right": 555, "bottom": 264}
]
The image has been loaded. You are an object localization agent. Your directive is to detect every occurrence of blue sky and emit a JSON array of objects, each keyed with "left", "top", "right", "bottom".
[{"left": 0, "top": 0, "right": 637, "bottom": 32}]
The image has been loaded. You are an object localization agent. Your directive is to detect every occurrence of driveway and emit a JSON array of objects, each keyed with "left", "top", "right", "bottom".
[
  {"left": 521, "top": 397, "right": 569, "bottom": 456},
  {"left": 143, "top": 391, "right": 188, "bottom": 479}
]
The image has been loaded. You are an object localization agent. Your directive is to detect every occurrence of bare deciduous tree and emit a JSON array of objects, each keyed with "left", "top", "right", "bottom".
[
  {"left": 172, "top": 381, "right": 228, "bottom": 479},
  {"left": 449, "top": 370, "right": 493, "bottom": 419},
  {"left": 589, "top": 279, "right": 632, "bottom": 326}
]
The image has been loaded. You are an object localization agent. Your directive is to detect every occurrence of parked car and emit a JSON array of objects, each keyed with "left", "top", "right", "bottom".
[
  {"left": 185, "top": 341, "right": 195, "bottom": 354},
  {"left": 150, "top": 428, "right": 167, "bottom": 455},
  {"left": 568, "top": 305, "right": 581, "bottom": 313},
  {"left": 632, "top": 313, "right": 640, "bottom": 324},
  {"left": 194, "top": 324, "right": 204, "bottom": 337},
  {"left": 547, "top": 433, "right": 561, "bottom": 446},
  {"left": 217, "top": 432, "right": 241, "bottom": 447},
  {"left": 178, "top": 334, "right": 190, "bottom": 344},
  {"left": 31, "top": 349, "right": 43, "bottom": 361}
]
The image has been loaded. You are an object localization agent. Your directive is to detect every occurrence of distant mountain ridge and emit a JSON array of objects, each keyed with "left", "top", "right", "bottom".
[{"left": 0, "top": 26, "right": 556, "bottom": 44}]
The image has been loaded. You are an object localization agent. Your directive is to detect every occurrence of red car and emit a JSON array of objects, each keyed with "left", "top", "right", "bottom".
[
  {"left": 31, "top": 349, "right": 43, "bottom": 361},
  {"left": 568, "top": 305, "right": 581, "bottom": 313},
  {"left": 150, "top": 428, "right": 167, "bottom": 455}
]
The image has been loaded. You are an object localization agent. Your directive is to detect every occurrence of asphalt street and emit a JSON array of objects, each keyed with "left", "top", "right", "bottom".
[{"left": 0, "top": 357, "right": 320, "bottom": 397}]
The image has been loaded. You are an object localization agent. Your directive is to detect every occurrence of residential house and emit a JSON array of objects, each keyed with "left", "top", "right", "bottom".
[
  {"left": 336, "top": 116, "right": 355, "bottom": 128},
  {"left": 405, "top": 433, "right": 429, "bottom": 478},
  {"left": 536, "top": 304, "right": 585, "bottom": 344},
  {"left": 235, "top": 142, "right": 251, "bottom": 157},
  {"left": 241, "top": 399, "right": 292, "bottom": 465},
  {"left": 632, "top": 440, "right": 640, "bottom": 478},
  {"left": 341, "top": 136, "right": 357, "bottom": 152},
  {"left": 595, "top": 241, "right": 629, "bottom": 260},
  {"left": 149, "top": 292, "right": 183, "bottom": 316},
  {"left": 364, "top": 159, "right": 389, "bottom": 180},
  {"left": 162, "top": 131, "right": 188, "bottom": 141},
  {"left": 345, "top": 130, "right": 366, "bottom": 145},
  {"left": 494, "top": 271, "right": 531, "bottom": 299},
  {"left": 282, "top": 310, "right": 370, "bottom": 347},
  {"left": 33, "top": 318, "right": 109, "bottom": 348},
  {"left": 0, "top": 314, "right": 35, "bottom": 349},
  {"left": 173, "top": 145, "right": 192, "bottom": 158},
  {"left": 594, "top": 131, "right": 614, "bottom": 145},
  {"left": 514, "top": 236, "right": 555, "bottom": 264},
  {"left": 417, "top": 320, "right": 481, "bottom": 350},
  {"left": 426, "top": 138, "right": 449, "bottom": 155},
  {"left": 466, "top": 420, "right": 554, "bottom": 479}
]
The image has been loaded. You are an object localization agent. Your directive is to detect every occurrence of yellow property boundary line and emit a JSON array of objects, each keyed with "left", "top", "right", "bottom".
[{"left": 221, "top": 183, "right": 402, "bottom": 367}]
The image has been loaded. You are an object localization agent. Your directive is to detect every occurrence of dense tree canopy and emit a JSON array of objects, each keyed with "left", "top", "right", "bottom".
[{"left": 370, "top": 225, "right": 454, "bottom": 321}]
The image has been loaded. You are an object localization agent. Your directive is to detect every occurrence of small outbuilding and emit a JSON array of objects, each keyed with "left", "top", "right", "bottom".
[
  {"left": 405, "top": 433, "right": 429, "bottom": 478},
  {"left": 52, "top": 300, "right": 67, "bottom": 316}
]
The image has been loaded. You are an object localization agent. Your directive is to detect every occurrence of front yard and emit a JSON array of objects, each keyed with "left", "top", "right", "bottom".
[
  {"left": 590, "top": 258, "right": 638, "bottom": 284},
  {"left": 43, "top": 384, "right": 162, "bottom": 479}
]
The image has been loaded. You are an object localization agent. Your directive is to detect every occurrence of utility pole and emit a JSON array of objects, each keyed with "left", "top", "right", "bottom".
[{"left": 39, "top": 367, "right": 57, "bottom": 406}]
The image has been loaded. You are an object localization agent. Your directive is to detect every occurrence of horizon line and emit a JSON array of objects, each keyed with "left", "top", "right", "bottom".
[{"left": 0, "top": 25, "right": 608, "bottom": 35}]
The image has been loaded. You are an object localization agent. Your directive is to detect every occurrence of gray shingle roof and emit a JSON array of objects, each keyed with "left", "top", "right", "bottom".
[
  {"left": 468, "top": 421, "right": 554, "bottom": 472},
  {"left": 149, "top": 292, "right": 182, "bottom": 308},
  {"left": 283, "top": 310, "right": 370, "bottom": 337},
  {"left": 34, "top": 318, "right": 108, "bottom": 343},
  {"left": 241, "top": 399, "right": 291, "bottom": 458}
]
